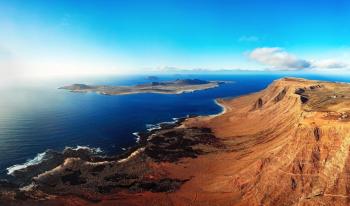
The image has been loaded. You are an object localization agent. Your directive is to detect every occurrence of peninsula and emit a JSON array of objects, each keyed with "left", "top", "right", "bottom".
[
  {"left": 59, "top": 79, "right": 225, "bottom": 95},
  {"left": 3, "top": 78, "right": 350, "bottom": 206}
]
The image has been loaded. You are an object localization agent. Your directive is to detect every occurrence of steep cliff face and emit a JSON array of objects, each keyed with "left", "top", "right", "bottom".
[
  {"left": 3, "top": 77, "right": 350, "bottom": 206},
  {"left": 92, "top": 77, "right": 350, "bottom": 206},
  {"left": 184, "top": 77, "right": 350, "bottom": 206}
]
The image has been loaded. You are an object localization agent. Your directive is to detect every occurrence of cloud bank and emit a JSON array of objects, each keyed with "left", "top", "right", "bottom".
[
  {"left": 249, "top": 47, "right": 348, "bottom": 70},
  {"left": 311, "top": 59, "right": 348, "bottom": 69}
]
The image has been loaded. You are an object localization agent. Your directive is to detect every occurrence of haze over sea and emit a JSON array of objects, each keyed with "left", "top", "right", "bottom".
[{"left": 1, "top": 73, "right": 349, "bottom": 177}]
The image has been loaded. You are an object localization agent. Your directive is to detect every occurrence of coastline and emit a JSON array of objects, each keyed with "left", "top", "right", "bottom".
[
  {"left": 0, "top": 78, "right": 231, "bottom": 205},
  {"left": 4, "top": 78, "right": 350, "bottom": 205},
  {"left": 4, "top": 116, "right": 188, "bottom": 181},
  {"left": 5, "top": 96, "right": 228, "bottom": 180},
  {"left": 212, "top": 99, "right": 228, "bottom": 117}
]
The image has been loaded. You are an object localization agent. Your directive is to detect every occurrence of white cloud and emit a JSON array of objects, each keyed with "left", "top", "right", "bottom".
[
  {"left": 248, "top": 47, "right": 311, "bottom": 70},
  {"left": 239, "top": 36, "right": 259, "bottom": 43},
  {"left": 248, "top": 47, "right": 349, "bottom": 71},
  {"left": 311, "top": 59, "right": 348, "bottom": 69}
]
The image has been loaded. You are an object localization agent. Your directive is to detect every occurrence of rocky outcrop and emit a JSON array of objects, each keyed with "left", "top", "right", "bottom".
[
  {"left": 145, "top": 127, "right": 222, "bottom": 162},
  {"left": 0, "top": 118, "right": 222, "bottom": 205},
  {"left": 314, "top": 127, "right": 321, "bottom": 141},
  {"left": 8, "top": 147, "right": 105, "bottom": 186},
  {"left": 253, "top": 97, "right": 264, "bottom": 110},
  {"left": 274, "top": 88, "right": 287, "bottom": 102}
]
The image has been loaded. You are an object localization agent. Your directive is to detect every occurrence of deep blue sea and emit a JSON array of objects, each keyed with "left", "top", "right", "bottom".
[{"left": 1, "top": 73, "right": 350, "bottom": 177}]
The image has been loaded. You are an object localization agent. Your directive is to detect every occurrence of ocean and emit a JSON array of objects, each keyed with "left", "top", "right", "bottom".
[{"left": 1, "top": 73, "right": 349, "bottom": 178}]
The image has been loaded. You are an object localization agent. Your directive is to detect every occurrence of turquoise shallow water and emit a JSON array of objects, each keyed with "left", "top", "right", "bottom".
[{"left": 1, "top": 73, "right": 349, "bottom": 177}]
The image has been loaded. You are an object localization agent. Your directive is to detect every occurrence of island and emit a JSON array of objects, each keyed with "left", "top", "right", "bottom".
[
  {"left": 59, "top": 79, "right": 226, "bottom": 95},
  {"left": 3, "top": 77, "right": 350, "bottom": 206}
]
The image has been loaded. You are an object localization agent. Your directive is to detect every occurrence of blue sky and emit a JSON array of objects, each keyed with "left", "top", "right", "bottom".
[{"left": 1, "top": 0, "right": 350, "bottom": 78}]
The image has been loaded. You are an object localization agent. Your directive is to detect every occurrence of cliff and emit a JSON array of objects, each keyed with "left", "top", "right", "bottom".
[
  {"left": 182, "top": 77, "right": 350, "bottom": 206},
  {"left": 3, "top": 77, "right": 350, "bottom": 206}
]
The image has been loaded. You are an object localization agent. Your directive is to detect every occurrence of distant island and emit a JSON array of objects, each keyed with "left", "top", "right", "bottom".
[{"left": 59, "top": 79, "right": 227, "bottom": 95}]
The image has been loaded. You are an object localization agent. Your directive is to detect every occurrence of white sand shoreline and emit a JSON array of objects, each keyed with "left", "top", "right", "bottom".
[{"left": 209, "top": 99, "right": 228, "bottom": 118}]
